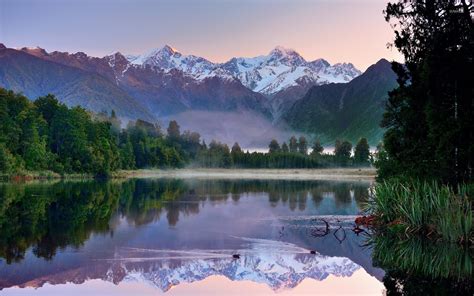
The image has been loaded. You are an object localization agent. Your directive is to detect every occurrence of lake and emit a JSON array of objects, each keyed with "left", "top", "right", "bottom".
[{"left": 0, "top": 178, "right": 472, "bottom": 295}]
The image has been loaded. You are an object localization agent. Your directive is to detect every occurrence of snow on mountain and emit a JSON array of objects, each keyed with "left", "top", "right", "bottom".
[
  {"left": 110, "top": 238, "right": 361, "bottom": 291},
  {"left": 126, "top": 45, "right": 362, "bottom": 95},
  {"left": 126, "top": 45, "right": 232, "bottom": 81}
]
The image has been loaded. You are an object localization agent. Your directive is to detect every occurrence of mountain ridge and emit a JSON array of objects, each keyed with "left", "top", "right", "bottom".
[
  {"left": 0, "top": 47, "right": 154, "bottom": 121},
  {"left": 282, "top": 58, "right": 398, "bottom": 145},
  {"left": 126, "top": 45, "right": 362, "bottom": 97},
  {"left": 0, "top": 43, "right": 396, "bottom": 146}
]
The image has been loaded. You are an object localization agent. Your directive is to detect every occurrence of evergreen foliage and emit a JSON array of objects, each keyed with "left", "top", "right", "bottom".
[
  {"left": 311, "top": 139, "right": 324, "bottom": 157},
  {"left": 0, "top": 88, "right": 373, "bottom": 175},
  {"left": 334, "top": 139, "right": 353, "bottom": 166},
  {"left": 379, "top": 0, "right": 474, "bottom": 184},
  {"left": 354, "top": 138, "right": 370, "bottom": 165},
  {"left": 268, "top": 139, "right": 281, "bottom": 154}
]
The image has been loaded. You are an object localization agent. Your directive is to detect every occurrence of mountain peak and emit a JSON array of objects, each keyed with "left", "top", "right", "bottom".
[
  {"left": 267, "top": 46, "right": 306, "bottom": 68},
  {"left": 149, "top": 45, "right": 179, "bottom": 57},
  {"left": 374, "top": 58, "right": 390, "bottom": 66},
  {"left": 0, "top": 43, "right": 6, "bottom": 50},
  {"left": 308, "top": 58, "right": 331, "bottom": 71},
  {"left": 365, "top": 58, "right": 392, "bottom": 74},
  {"left": 19, "top": 46, "right": 49, "bottom": 58},
  {"left": 105, "top": 51, "right": 128, "bottom": 62},
  {"left": 162, "top": 44, "right": 178, "bottom": 54},
  {"left": 270, "top": 46, "right": 299, "bottom": 57}
]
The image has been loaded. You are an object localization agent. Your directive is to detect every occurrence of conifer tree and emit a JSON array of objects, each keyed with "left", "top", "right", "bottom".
[
  {"left": 289, "top": 136, "right": 298, "bottom": 153},
  {"left": 281, "top": 142, "right": 289, "bottom": 153},
  {"left": 298, "top": 136, "right": 308, "bottom": 155},
  {"left": 268, "top": 139, "right": 281, "bottom": 154},
  {"left": 380, "top": 0, "right": 474, "bottom": 183},
  {"left": 354, "top": 138, "right": 370, "bottom": 165},
  {"left": 311, "top": 139, "right": 324, "bottom": 157}
]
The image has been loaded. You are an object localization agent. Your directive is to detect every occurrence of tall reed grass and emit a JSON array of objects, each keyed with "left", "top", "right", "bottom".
[{"left": 366, "top": 180, "right": 473, "bottom": 243}]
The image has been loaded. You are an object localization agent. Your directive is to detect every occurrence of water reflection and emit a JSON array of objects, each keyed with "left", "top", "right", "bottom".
[
  {"left": 0, "top": 178, "right": 471, "bottom": 294},
  {"left": 0, "top": 179, "right": 376, "bottom": 292},
  {"left": 371, "top": 234, "right": 474, "bottom": 294}
]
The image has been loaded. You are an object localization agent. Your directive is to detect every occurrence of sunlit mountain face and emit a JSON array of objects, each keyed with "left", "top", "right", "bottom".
[
  {"left": 0, "top": 179, "right": 384, "bottom": 294},
  {"left": 125, "top": 45, "right": 361, "bottom": 95}
]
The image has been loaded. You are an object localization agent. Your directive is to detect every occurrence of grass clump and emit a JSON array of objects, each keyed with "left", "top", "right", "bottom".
[{"left": 366, "top": 180, "right": 473, "bottom": 244}]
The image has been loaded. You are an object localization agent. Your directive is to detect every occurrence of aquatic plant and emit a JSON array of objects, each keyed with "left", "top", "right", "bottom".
[
  {"left": 372, "top": 234, "right": 473, "bottom": 279},
  {"left": 370, "top": 234, "right": 473, "bottom": 294},
  {"left": 365, "top": 180, "right": 473, "bottom": 243}
]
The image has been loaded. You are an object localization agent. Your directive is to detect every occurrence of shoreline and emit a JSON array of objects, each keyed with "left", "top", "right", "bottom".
[
  {"left": 2, "top": 168, "right": 376, "bottom": 183},
  {"left": 122, "top": 168, "right": 376, "bottom": 181}
]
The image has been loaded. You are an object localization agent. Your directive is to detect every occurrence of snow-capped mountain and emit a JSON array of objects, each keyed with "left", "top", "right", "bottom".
[
  {"left": 221, "top": 46, "right": 361, "bottom": 95},
  {"left": 126, "top": 45, "right": 228, "bottom": 80},
  {"left": 126, "top": 45, "right": 361, "bottom": 95},
  {"left": 2, "top": 44, "right": 270, "bottom": 118}
]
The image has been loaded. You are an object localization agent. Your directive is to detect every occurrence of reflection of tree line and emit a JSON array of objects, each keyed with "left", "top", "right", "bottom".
[
  {"left": 0, "top": 179, "right": 369, "bottom": 263},
  {"left": 182, "top": 179, "right": 369, "bottom": 211},
  {"left": 371, "top": 234, "right": 473, "bottom": 294},
  {"left": 0, "top": 181, "right": 121, "bottom": 263}
]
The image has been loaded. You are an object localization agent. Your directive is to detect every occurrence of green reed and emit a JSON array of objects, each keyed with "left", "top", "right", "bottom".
[{"left": 366, "top": 180, "right": 473, "bottom": 243}]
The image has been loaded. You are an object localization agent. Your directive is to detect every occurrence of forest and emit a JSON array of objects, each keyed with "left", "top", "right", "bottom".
[{"left": 0, "top": 88, "right": 371, "bottom": 177}]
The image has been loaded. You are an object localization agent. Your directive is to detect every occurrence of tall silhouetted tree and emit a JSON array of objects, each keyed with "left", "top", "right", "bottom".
[
  {"left": 268, "top": 139, "right": 281, "bottom": 153},
  {"left": 298, "top": 136, "right": 308, "bottom": 155},
  {"left": 231, "top": 142, "right": 242, "bottom": 154},
  {"left": 311, "top": 139, "right": 324, "bottom": 157},
  {"left": 354, "top": 138, "right": 370, "bottom": 165},
  {"left": 289, "top": 136, "right": 298, "bottom": 153},
  {"left": 335, "top": 140, "right": 352, "bottom": 166},
  {"left": 281, "top": 142, "right": 289, "bottom": 153},
  {"left": 380, "top": 0, "right": 474, "bottom": 184},
  {"left": 167, "top": 120, "right": 180, "bottom": 142}
]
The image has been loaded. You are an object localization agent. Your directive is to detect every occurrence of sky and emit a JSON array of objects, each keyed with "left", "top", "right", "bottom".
[{"left": 0, "top": 0, "right": 403, "bottom": 70}]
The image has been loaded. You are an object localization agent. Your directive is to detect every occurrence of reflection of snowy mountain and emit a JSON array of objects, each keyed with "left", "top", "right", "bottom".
[
  {"left": 8, "top": 239, "right": 362, "bottom": 292},
  {"left": 111, "top": 238, "right": 360, "bottom": 291}
]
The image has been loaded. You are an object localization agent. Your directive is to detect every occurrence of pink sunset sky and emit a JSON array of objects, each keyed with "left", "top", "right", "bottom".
[{"left": 1, "top": 0, "right": 403, "bottom": 70}]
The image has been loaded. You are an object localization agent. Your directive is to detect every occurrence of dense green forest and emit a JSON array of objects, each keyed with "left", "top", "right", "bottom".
[{"left": 0, "top": 88, "right": 371, "bottom": 177}]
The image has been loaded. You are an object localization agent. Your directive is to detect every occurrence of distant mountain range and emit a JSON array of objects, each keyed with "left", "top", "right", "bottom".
[{"left": 0, "top": 43, "right": 397, "bottom": 145}]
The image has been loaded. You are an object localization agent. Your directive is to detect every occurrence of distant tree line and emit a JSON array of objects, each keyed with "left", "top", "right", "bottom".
[
  {"left": 0, "top": 88, "right": 371, "bottom": 177},
  {"left": 193, "top": 135, "right": 370, "bottom": 168}
]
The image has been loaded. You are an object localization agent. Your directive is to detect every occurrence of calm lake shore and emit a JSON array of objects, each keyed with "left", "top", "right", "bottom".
[
  {"left": 2, "top": 168, "right": 377, "bottom": 182},
  {"left": 122, "top": 168, "right": 376, "bottom": 181}
]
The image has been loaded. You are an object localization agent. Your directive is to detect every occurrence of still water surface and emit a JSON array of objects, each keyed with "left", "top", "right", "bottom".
[{"left": 0, "top": 178, "right": 471, "bottom": 295}]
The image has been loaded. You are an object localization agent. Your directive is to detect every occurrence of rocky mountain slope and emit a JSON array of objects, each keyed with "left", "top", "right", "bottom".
[
  {"left": 0, "top": 43, "right": 395, "bottom": 146},
  {"left": 127, "top": 45, "right": 361, "bottom": 117},
  {"left": 0, "top": 45, "right": 153, "bottom": 120},
  {"left": 282, "top": 59, "right": 398, "bottom": 145},
  {"left": 0, "top": 44, "right": 271, "bottom": 119}
]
